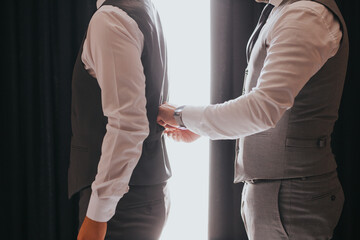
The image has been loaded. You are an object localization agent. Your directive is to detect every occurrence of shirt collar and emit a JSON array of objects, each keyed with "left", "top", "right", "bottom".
[
  {"left": 97, "top": 0, "right": 106, "bottom": 9},
  {"left": 269, "top": 0, "right": 283, "bottom": 7}
]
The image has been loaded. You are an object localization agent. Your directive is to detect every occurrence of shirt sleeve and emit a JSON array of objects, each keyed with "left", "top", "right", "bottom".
[
  {"left": 81, "top": 6, "right": 149, "bottom": 222},
  {"left": 182, "top": 2, "right": 342, "bottom": 140}
]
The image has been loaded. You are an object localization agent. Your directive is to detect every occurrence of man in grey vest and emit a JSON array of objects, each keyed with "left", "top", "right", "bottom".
[
  {"left": 68, "top": 0, "right": 171, "bottom": 239},
  {"left": 158, "top": 0, "right": 348, "bottom": 239}
]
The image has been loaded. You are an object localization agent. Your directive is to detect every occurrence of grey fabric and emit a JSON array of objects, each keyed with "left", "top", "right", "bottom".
[
  {"left": 78, "top": 183, "right": 170, "bottom": 240},
  {"left": 246, "top": 3, "right": 274, "bottom": 62},
  {"left": 234, "top": 0, "right": 349, "bottom": 182},
  {"left": 241, "top": 171, "right": 344, "bottom": 240},
  {"left": 78, "top": 187, "right": 92, "bottom": 229}
]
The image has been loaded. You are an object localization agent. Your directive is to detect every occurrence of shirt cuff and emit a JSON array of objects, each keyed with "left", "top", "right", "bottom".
[
  {"left": 181, "top": 105, "right": 207, "bottom": 134},
  {"left": 86, "top": 187, "right": 129, "bottom": 222}
]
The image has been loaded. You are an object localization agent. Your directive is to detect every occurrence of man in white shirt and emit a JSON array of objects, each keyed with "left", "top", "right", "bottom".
[
  {"left": 157, "top": 0, "right": 348, "bottom": 239},
  {"left": 68, "top": 0, "right": 171, "bottom": 239}
]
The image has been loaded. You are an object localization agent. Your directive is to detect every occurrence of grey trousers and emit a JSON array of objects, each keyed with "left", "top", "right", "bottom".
[
  {"left": 241, "top": 171, "right": 344, "bottom": 240},
  {"left": 78, "top": 183, "right": 170, "bottom": 240}
]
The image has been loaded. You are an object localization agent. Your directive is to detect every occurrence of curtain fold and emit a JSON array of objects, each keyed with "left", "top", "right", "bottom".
[
  {"left": 331, "top": 1, "right": 360, "bottom": 239},
  {"left": 209, "top": 0, "right": 359, "bottom": 239},
  {"left": 4, "top": 0, "right": 96, "bottom": 239},
  {"left": 209, "top": 1, "right": 264, "bottom": 239}
]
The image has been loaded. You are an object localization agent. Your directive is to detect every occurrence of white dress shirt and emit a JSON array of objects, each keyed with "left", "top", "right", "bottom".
[
  {"left": 81, "top": 0, "right": 149, "bottom": 222},
  {"left": 181, "top": 0, "right": 342, "bottom": 140}
]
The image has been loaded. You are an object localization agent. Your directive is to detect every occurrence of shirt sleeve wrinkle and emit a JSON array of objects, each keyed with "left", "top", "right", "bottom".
[
  {"left": 181, "top": 2, "right": 341, "bottom": 141},
  {"left": 242, "top": 93, "right": 277, "bottom": 132},
  {"left": 273, "top": 4, "right": 341, "bottom": 59},
  {"left": 91, "top": 13, "right": 142, "bottom": 52},
  {"left": 83, "top": 6, "right": 148, "bottom": 222}
]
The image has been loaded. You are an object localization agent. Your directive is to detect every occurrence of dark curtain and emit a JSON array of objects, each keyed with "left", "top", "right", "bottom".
[
  {"left": 209, "top": 0, "right": 359, "bottom": 240},
  {"left": 209, "top": 1, "right": 264, "bottom": 239},
  {"left": 4, "top": 0, "right": 97, "bottom": 239}
]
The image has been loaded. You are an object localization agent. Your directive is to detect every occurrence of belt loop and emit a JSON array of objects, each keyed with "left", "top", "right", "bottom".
[
  {"left": 242, "top": 179, "right": 258, "bottom": 184},
  {"left": 317, "top": 137, "right": 327, "bottom": 148}
]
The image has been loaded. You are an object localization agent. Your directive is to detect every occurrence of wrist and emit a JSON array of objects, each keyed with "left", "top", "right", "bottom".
[{"left": 173, "top": 105, "right": 187, "bottom": 129}]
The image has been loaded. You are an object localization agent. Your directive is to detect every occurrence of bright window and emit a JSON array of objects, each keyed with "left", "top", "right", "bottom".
[{"left": 152, "top": 1, "right": 211, "bottom": 239}]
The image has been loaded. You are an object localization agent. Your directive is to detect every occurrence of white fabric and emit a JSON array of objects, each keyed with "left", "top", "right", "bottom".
[
  {"left": 182, "top": 0, "right": 342, "bottom": 140},
  {"left": 81, "top": 0, "right": 148, "bottom": 222}
]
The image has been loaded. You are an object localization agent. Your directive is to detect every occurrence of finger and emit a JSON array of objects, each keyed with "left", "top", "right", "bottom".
[
  {"left": 157, "top": 120, "right": 166, "bottom": 126},
  {"left": 164, "top": 124, "right": 177, "bottom": 130}
]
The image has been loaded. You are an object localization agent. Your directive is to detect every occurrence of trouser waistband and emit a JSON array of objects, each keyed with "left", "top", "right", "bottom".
[{"left": 242, "top": 171, "right": 337, "bottom": 184}]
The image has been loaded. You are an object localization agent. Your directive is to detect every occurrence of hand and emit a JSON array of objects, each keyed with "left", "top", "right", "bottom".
[
  {"left": 164, "top": 128, "right": 200, "bottom": 143},
  {"left": 77, "top": 216, "right": 107, "bottom": 240},
  {"left": 157, "top": 103, "right": 178, "bottom": 128}
]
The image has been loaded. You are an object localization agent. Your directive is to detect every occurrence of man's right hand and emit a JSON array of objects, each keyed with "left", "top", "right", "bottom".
[
  {"left": 157, "top": 103, "right": 178, "bottom": 128},
  {"left": 77, "top": 216, "right": 107, "bottom": 240},
  {"left": 164, "top": 128, "right": 200, "bottom": 143}
]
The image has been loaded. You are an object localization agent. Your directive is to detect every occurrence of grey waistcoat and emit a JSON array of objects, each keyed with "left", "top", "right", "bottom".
[
  {"left": 234, "top": 0, "right": 349, "bottom": 182},
  {"left": 68, "top": 0, "right": 171, "bottom": 198}
]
